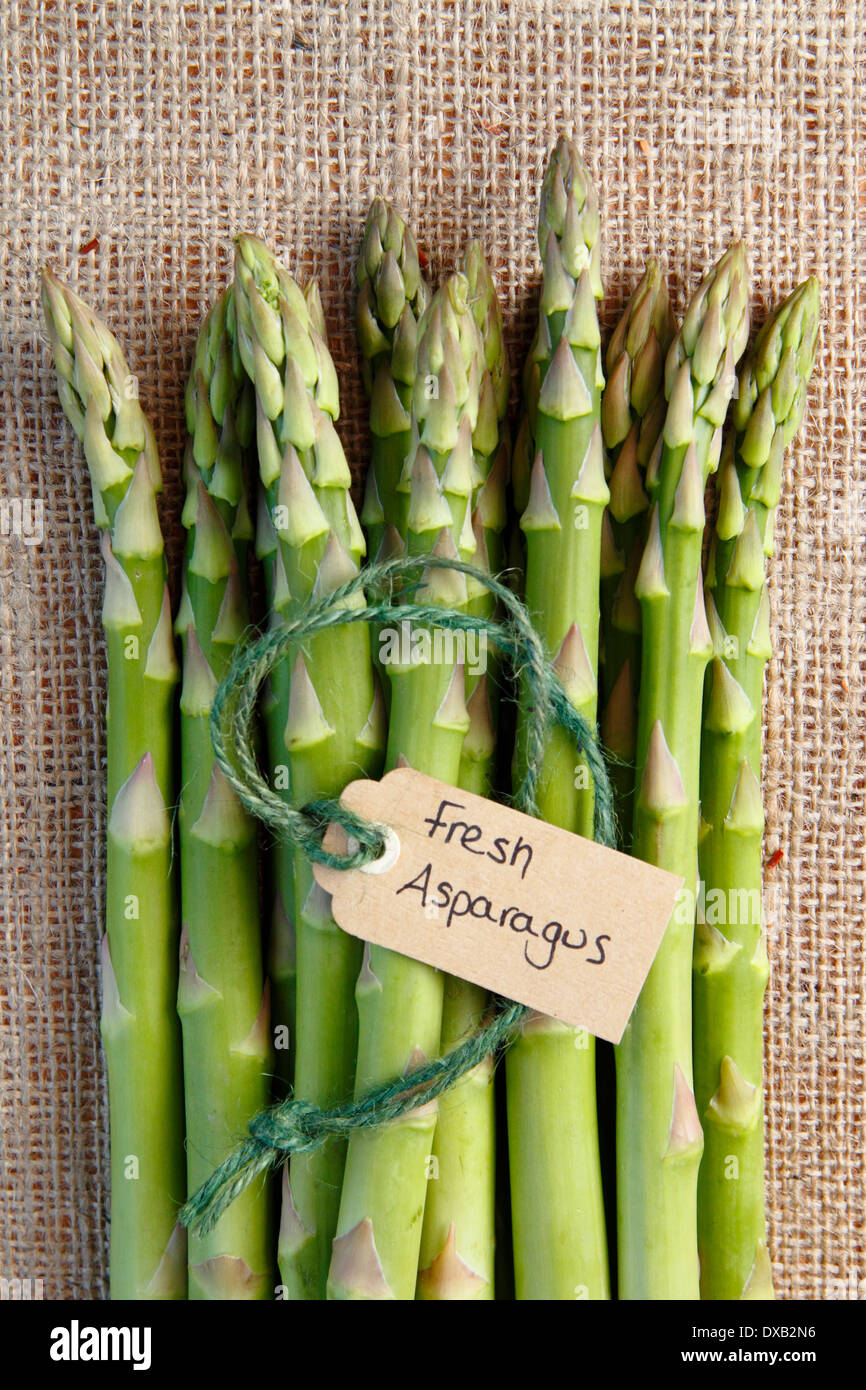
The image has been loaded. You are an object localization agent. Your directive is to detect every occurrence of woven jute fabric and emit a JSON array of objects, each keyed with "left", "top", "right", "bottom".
[{"left": 0, "top": 0, "right": 862, "bottom": 1301}]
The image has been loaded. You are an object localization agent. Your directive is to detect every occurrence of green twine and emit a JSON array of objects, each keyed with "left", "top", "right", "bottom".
[{"left": 181, "top": 553, "right": 617, "bottom": 1236}]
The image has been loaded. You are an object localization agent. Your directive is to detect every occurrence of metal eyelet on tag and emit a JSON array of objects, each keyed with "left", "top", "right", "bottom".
[{"left": 347, "top": 826, "right": 401, "bottom": 875}]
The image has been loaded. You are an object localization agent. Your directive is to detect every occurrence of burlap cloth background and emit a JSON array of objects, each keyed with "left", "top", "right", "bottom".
[{"left": 0, "top": 0, "right": 861, "bottom": 1301}]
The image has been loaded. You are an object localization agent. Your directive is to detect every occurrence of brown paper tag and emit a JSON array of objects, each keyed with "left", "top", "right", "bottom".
[{"left": 314, "top": 768, "right": 682, "bottom": 1044}]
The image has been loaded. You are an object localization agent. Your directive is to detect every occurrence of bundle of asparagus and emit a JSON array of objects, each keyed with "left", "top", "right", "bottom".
[{"left": 42, "top": 135, "right": 817, "bottom": 1303}]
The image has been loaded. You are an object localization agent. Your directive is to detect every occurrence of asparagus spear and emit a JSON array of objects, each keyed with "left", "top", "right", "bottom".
[
  {"left": 41, "top": 270, "right": 186, "bottom": 1299},
  {"left": 505, "top": 138, "right": 611, "bottom": 1300},
  {"left": 615, "top": 243, "right": 750, "bottom": 1300},
  {"left": 255, "top": 272, "right": 326, "bottom": 1082},
  {"left": 356, "top": 199, "right": 429, "bottom": 557},
  {"left": 360, "top": 212, "right": 499, "bottom": 1297},
  {"left": 256, "top": 487, "right": 297, "bottom": 1084},
  {"left": 600, "top": 261, "right": 674, "bottom": 843},
  {"left": 464, "top": 240, "right": 511, "bottom": 432},
  {"left": 175, "top": 289, "right": 273, "bottom": 1299},
  {"left": 416, "top": 244, "right": 509, "bottom": 1301},
  {"left": 329, "top": 273, "right": 485, "bottom": 1301},
  {"left": 233, "top": 236, "right": 385, "bottom": 1299},
  {"left": 695, "top": 278, "right": 819, "bottom": 1300},
  {"left": 459, "top": 238, "right": 511, "bottom": 771},
  {"left": 436, "top": 240, "right": 510, "bottom": 804}
]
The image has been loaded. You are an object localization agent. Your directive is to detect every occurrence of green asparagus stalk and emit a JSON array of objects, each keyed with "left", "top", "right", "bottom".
[
  {"left": 464, "top": 240, "right": 511, "bottom": 432},
  {"left": 329, "top": 273, "right": 485, "bottom": 1301},
  {"left": 253, "top": 273, "right": 322, "bottom": 1079},
  {"left": 416, "top": 245, "right": 509, "bottom": 1301},
  {"left": 256, "top": 492, "right": 297, "bottom": 1082},
  {"left": 41, "top": 269, "right": 186, "bottom": 1299},
  {"left": 356, "top": 199, "right": 429, "bottom": 558},
  {"left": 505, "top": 415, "right": 532, "bottom": 595},
  {"left": 695, "top": 278, "right": 819, "bottom": 1300},
  {"left": 355, "top": 230, "right": 505, "bottom": 1298},
  {"left": 258, "top": 279, "right": 326, "bottom": 1076},
  {"left": 356, "top": 201, "right": 428, "bottom": 722},
  {"left": 233, "top": 236, "right": 384, "bottom": 1299},
  {"left": 600, "top": 262, "right": 674, "bottom": 842},
  {"left": 175, "top": 288, "right": 273, "bottom": 1299},
  {"left": 456, "top": 239, "right": 510, "bottom": 805},
  {"left": 615, "top": 243, "right": 750, "bottom": 1300},
  {"left": 505, "top": 138, "right": 611, "bottom": 1300},
  {"left": 415, "top": 975, "right": 495, "bottom": 1301}
]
